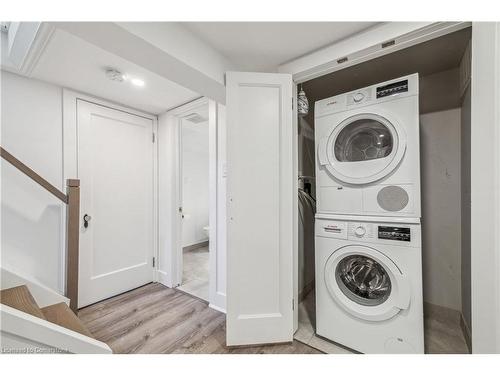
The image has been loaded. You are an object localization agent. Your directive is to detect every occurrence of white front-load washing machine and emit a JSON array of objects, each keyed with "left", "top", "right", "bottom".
[
  {"left": 315, "top": 74, "right": 421, "bottom": 217},
  {"left": 315, "top": 214, "right": 424, "bottom": 354}
]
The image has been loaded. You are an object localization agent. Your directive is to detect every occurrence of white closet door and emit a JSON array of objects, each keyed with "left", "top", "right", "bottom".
[
  {"left": 226, "top": 72, "right": 294, "bottom": 346},
  {"left": 77, "top": 100, "right": 154, "bottom": 308}
]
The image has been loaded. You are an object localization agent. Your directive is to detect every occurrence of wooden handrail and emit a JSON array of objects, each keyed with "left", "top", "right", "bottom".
[
  {"left": 1, "top": 146, "right": 80, "bottom": 312},
  {"left": 0, "top": 147, "right": 67, "bottom": 203}
]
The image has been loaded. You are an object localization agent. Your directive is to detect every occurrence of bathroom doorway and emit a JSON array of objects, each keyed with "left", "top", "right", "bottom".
[
  {"left": 177, "top": 103, "right": 211, "bottom": 301},
  {"left": 159, "top": 97, "right": 226, "bottom": 311}
]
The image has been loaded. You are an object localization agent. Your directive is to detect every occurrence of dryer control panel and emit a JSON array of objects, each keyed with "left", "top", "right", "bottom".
[
  {"left": 378, "top": 226, "right": 411, "bottom": 242},
  {"left": 314, "top": 73, "right": 418, "bottom": 117},
  {"left": 376, "top": 79, "right": 409, "bottom": 99}
]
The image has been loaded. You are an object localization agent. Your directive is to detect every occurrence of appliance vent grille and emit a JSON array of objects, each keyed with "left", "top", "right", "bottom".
[{"left": 377, "top": 186, "right": 409, "bottom": 212}]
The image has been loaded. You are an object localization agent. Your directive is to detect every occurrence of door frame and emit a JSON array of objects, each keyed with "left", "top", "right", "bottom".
[
  {"left": 158, "top": 97, "right": 226, "bottom": 311},
  {"left": 284, "top": 21, "right": 471, "bottom": 334},
  {"left": 62, "top": 89, "right": 159, "bottom": 298},
  {"left": 470, "top": 22, "right": 500, "bottom": 353}
]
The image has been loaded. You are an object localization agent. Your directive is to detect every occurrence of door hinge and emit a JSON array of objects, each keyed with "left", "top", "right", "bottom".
[
  {"left": 292, "top": 97, "right": 294, "bottom": 110},
  {"left": 152, "top": 257, "right": 156, "bottom": 268},
  {"left": 292, "top": 298, "right": 295, "bottom": 311},
  {"left": 152, "top": 133, "right": 156, "bottom": 143}
]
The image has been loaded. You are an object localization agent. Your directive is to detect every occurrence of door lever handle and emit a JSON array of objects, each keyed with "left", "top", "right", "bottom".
[{"left": 83, "top": 214, "right": 91, "bottom": 228}]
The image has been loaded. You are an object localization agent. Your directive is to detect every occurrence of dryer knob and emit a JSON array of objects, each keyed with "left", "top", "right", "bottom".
[
  {"left": 354, "top": 226, "right": 366, "bottom": 237},
  {"left": 353, "top": 92, "right": 365, "bottom": 102}
]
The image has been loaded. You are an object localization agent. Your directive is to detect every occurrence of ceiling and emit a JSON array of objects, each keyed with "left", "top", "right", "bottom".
[
  {"left": 183, "top": 22, "right": 380, "bottom": 71},
  {"left": 30, "top": 29, "right": 200, "bottom": 114}
]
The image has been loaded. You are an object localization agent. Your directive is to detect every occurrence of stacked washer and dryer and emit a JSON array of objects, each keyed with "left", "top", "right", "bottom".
[{"left": 314, "top": 74, "right": 424, "bottom": 353}]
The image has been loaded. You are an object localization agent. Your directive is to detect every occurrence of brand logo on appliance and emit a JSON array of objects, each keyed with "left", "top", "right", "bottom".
[{"left": 324, "top": 225, "right": 343, "bottom": 233}]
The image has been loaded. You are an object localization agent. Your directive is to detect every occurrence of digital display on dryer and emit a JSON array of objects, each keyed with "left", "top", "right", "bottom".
[
  {"left": 376, "top": 80, "right": 408, "bottom": 98},
  {"left": 378, "top": 226, "right": 411, "bottom": 242}
]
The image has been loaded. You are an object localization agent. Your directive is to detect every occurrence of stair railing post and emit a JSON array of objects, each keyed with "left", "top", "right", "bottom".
[{"left": 66, "top": 179, "right": 80, "bottom": 312}]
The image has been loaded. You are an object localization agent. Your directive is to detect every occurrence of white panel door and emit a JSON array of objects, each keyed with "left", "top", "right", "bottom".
[
  {"left": 77, "top": 100, "right": 154, "bottom": 307},
  {"left": 226, "top": 72, "right": 294, "bottom": 346}
]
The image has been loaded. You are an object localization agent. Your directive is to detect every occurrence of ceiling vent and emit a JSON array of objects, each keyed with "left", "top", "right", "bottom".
[{"left": 184, "top": 113, "right": 208, "bottom": 124}]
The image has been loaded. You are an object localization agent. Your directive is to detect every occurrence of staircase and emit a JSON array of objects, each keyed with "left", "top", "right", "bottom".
[
  {"left": 0, "top": 147, "right": 111, "bottom": 353},
  {"left": 0, "top": 267, "right": 111, "bottom": 354}
]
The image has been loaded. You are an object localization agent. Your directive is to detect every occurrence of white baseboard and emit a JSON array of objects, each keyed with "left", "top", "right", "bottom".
[
  {"left": 183, "top": 241, "right": 209, "bottom": 252},
  {"left": 209, "top": 291, "right": 226, "bottom": 314},
  {"left": 209, "top": 303, "right": 226, "bottom": 314},
  {"left": 157, "top": 270, "right": 172, "bottom": 288}
]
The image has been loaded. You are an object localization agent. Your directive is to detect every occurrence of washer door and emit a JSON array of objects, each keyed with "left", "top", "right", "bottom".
[
  {"left": 324, "top": 245, "right": 410, "bottom": 322},
  {"left": 317, "top": 113, "right": 407, "bottom": 185}
]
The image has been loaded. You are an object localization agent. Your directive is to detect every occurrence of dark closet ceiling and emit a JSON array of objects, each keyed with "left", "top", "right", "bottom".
[{"left": 302, "top": 27, "right": 471, "bottom": 116}]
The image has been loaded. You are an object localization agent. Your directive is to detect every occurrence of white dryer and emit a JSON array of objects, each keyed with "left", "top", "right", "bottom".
[
  {"left": 315, "top": 214, "right": 424, "bottom": 354},
  {"left": 315, "top": 74, "right": 420, "bottom": 217}
]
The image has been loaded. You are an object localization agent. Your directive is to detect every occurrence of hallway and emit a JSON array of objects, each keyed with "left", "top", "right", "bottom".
[{"left": 78, "top": 283, "right": 321, "bottom": 354}]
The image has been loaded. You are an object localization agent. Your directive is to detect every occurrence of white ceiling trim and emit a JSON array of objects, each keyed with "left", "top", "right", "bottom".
[
  {"left": 1, "top": 22, "right": 55, "bottom": 76},
  {"left": 279, "top": 22, "right": 471, "bottom": 82}
]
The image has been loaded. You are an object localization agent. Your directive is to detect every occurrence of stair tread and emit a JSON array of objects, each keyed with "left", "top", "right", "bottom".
[
  {"left": 41, "top": 302, "right": 94, "bottom": 339},
  {"left": 0, "top": 285, "right": 46, "bottom": 320}
]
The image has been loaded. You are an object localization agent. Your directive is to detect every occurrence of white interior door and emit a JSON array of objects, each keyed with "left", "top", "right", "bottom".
[
  {"left": 77, "top": 100, "right": 155, "bottom": 308},
  {"left": 226, "top": 72, "right": 294, "bottom": 346}
]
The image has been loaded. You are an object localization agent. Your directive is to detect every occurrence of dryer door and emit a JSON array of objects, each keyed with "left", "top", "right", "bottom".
[
  {"left": 324, "top": 244, "right": 410, "bottom": 322},
  {"left": 317, "top": 113, "right": 407, "bottom": 185}
]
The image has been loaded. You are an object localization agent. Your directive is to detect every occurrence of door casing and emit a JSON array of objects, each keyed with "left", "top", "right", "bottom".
[
  {"left": 62, "top": 90, "right": 159, "bottom": 301},
  {"left": 157, "top": 97, "right": 226, "bottom": 312}
]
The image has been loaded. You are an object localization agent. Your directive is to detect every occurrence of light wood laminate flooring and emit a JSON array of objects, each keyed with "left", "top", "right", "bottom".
[{"left": 79, "top": 283, "right": 321, "bottom": 354}]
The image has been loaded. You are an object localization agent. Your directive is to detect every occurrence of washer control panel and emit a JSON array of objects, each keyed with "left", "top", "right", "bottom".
[{"left": 316, "top": 217, "right": 420, "bottom": 248}]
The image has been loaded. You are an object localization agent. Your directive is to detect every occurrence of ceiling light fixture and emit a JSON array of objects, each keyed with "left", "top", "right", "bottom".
[
  {"left": 104, "top": 67, "right": 145, "bottom": 88},
  {"left": 130, "top": 78, "right": 145, "bottom": 87},
  {"left": 105, "top": 68, "right": 125, "bottom": 82}
]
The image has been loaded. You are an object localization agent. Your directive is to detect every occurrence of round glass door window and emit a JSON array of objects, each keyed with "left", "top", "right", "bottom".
[
  {"left": 335, "top": 255, "right": 392, "bottom": 306},
  {"left": 334, "top": 118, "right": 393, "bottom": 162}
]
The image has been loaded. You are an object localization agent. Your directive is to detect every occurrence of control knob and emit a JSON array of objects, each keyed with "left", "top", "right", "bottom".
[
  {"left": 353, "top": 92, "right": 365, "bottom": 103},
  {"left": 354, "top": 225, "right": 366, "bottom": 237}
]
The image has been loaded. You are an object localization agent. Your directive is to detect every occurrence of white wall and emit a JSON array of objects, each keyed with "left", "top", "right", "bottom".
[
  {"left": 181, "top": 119, "right": 209, "bottom": 247},
  {"left": 1, "top": 71, "right": 65, "bottom": 293},
  {"left": 420, "top": 108, "right": 462, "bottom": 311}
]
